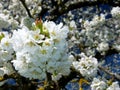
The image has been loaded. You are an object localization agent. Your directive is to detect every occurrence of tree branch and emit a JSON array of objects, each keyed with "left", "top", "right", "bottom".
[
  {"left": 98, "top": 66, "right": 120, "bottom": 81},
  {"left": 19, "top": 0, "right": 33, "bottom": 18},
  {"left": 38, "top": 0, "right": 120, "bottom": 21}
]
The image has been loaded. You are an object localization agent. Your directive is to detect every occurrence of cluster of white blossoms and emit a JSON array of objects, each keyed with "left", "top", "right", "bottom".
[
  {"left": 107, "top": 81, "right": 120, "bottom": 90},
  {"left": 91, "top": 78, "right": 107, "bottom": 90},
  {"left": 69, "top": 7, "right": 120, "bottom": 89},
  {"left": 0, "top": 2, "right": 72, "bottom": 80},
  {"left": 91, "top": 78, "right": 120, "bottom": 90},
  {"left": 0, "top": 14, "right": 9, "bottom": 31},
  {"left": 11, "top": 19, "right": 72, "bottom": 80},
  {"left": 0, "top": 1, "right": 120, "bottom": 89},
  {"left": 25, "top": 0, "right": 42, "bottom": 17},
  {"left": 72, "top": 53, "right": 98, "bottom": 78},
  {"left": 0, "top": 32, "right": 14, "bottom": 76},
  {"left": 0, "top": 0, "right": 42, "bottom": 23},
  {"left": 68, "top": 6, "right": 120, "bottom": 56},
  {"left": 0, "top": 13, "right": 18, "bottom": 31},
  {"left": 111, "top": 6, "right": 120, "bottom": 16}
]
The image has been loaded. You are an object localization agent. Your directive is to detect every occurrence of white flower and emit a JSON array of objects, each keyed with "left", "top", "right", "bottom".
[
  {"left": 0, "top": 14, "right": 10, "bottom": 31},
  {"left": 1, "top": 36, "right": 13, "bottom": 52},
  {"left": 52, "top": 73, "right": 62, "bottom": 81},
  {"left": 12, "top": 53, "right": 46, "bottom": 80},
  {"left": 69, "top": 20, "right": 77, "bottom": 30},
  {"left": 0, "top": 13, "right": 18, "bottom": 30},
  {"left": 113, "top": 45, "right": 120, "bottom": 52},
  {"left": 72, "top": 53, "right": 98, "bottom": 78},
  {"left": 111, "top": 7, "right": 120, "bottom": 16},
  {"left": 97, "top": 42, "right": 109, "bottom": 52},
  {"left": 43, "top": 21, "right": 69, "bottom": 39},
  {"left": 68, "top": 54, "right": 75, "bottom": 61},
  {"left": 0, "top": 62, "right": 15, "bottom": 75},
  {"left": 11, "top": 27, "right": 32, "bottom": 52},
  {"left": 69, "top": 8, "right": 120, "bottom": 56},
  {"left": 107, "top": 82, "right": 120, "bottom": 90},
  {"left": 91, "top": 78, "right": 107, "bottom": 90},
  {"left": 0, "top": 68, "right": 4, "bottom": 76},
  {"left": 11, "top": 21, "right": 71, "bottom": 80},
  {"left": 0, "top": 50, "right": 13, "bottom": 61}
]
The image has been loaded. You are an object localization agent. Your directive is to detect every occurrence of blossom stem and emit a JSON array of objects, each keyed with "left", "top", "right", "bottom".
[{"left": 98, "top": 66, "right": 120, "bottom": 81}]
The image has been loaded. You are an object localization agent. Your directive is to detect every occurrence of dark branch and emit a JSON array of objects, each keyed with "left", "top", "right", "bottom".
[
  {"left": 38, "top": 0, "right": 120, "bottom": 21},
  {"left": 58, "top": 68, "right": 82, "bottom": 89},
  {"left": 19, "top": 0, "right": 33, "bottom": 18}
]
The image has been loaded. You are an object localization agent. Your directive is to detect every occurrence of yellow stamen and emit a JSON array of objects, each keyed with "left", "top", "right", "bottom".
[
  {"left": 79, "top": 87, "right": 83, "bottom": 90},
  {"left": 0, "top": 76, "right": 4, "bottom": 81},
  {"left": 107, "top": 77, "right": 114, "bottom": 86},
  {"left": 53, "top": 39, "right": 59, "bottom": 43},
  {"left": 37, "top": 87, "right": 44, "bottom": 90},
  {"left": 5, "top": 41, "right": 9, "bottom": 46},
  {"left": 51, "top": 31, "right": 56, "bottom": 36},
  {"left": 79, "top": 78, "right": 89, "bottom": 90},
  {"left": 45, "top": 42, "right": 50, "bottom": 46},
  {"left": 41, "top": 49, "right": 47, "bottom": 54}
]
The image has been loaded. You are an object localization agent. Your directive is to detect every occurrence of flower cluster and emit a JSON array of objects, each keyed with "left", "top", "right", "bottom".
[
  {"left": 0, "top": 32, "right": 14, "bottom": 76},
  {"left": 107, "top": 81, "right": 120, "bottom": 90},
  {"left": 0, "top": 14, "right": 18, "bottom": 31},
  {"left": 111, "top": 6, "right": 120, "bottom": 16},
  {"left": 25, "top": 0, "right": 42, "bottom": 17},
  {"left": 0, "top": 2, "right": 120, "bottom": 89},
  {"left": 91, "top": 78, "right": 107, "bottom": 90},
  {"left": 91, "top": 78, "right": 120, "bottom": 90},
  {"left": 69, "top": 7, "right": 120, "bottom": 89},
  {"left": 72, "top": 53, "right": 98, "bottom": 78},
  {"left": 11, "top": 19, "right": 72, "bottom": 80},
  {"left": 0, "top": 0, "right": 42, "bottom": 23},
  {"left": 68, "top": 7, "right": 120, "bottom": 56}
]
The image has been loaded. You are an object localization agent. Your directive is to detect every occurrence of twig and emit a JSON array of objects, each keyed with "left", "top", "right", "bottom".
[
  {"left": 38, "top": 0, "right": 120, "bottom": 21},
  {"left": 19, "top": 0, "right": 33, "bottom": 18},
  {"left": 98, "top": 66, "right": 120, "bottom": 81}
]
